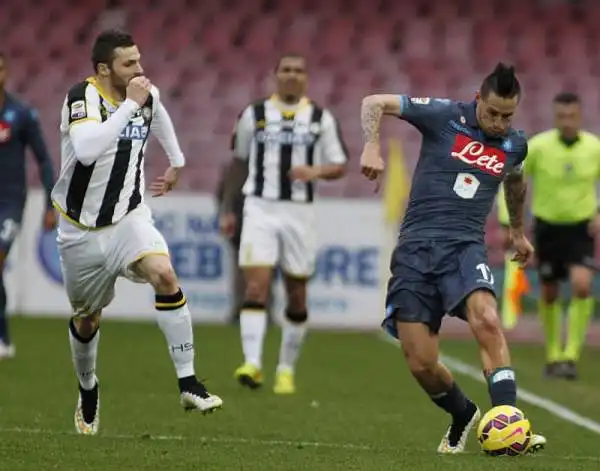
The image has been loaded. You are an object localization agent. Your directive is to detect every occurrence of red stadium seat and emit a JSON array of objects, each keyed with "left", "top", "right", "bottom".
[{"left": 2, "top": 0, "right": 600, "bottom": 222}]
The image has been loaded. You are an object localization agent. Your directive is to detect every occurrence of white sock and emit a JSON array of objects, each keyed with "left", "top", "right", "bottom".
[
  {"left": 69, "top": 320, "right": 100, "bottom": 390},
  {"left": 240, "top": 308, "right": 267, "bottom": 369},
  {"left": 277, "top": 321, "right": 307, "bottom": 373},
  {"left": 156, "top": 295, "right": 195, "bottom": 379}
]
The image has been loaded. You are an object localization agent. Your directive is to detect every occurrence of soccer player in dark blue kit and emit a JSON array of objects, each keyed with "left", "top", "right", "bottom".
[
  {"left": 360, "top": 63, "right": 546, "bottom": 453},
  {"left": 0, "top": 52, "right": 56, "bottom": 358}
]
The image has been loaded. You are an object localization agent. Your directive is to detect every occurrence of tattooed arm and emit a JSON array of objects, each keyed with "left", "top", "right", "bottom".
[
  {"left": 503, "top": 166, "right": 527, "bottom": 234},
  {"left": 360, "top": 95, "right": 402, "bottom": 144}
]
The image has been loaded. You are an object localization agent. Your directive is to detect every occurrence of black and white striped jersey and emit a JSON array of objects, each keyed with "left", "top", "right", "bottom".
[
  {"left": 231, "top": 95, "right": 348, "bottom": 203},
  {"left": 52, "top": 77, "right": 185, "bottom": 229}
]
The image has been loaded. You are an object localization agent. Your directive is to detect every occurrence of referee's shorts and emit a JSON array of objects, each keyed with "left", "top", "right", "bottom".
[{"left": 533, "top": 217, "right": 596, "bottom": 282}]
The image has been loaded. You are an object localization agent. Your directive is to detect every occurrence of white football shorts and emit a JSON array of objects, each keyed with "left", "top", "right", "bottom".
[
  {"left": 239, "top": 196, "right": 316, "bottom": 277},
  {"left": 57, "top": 204, "right": 169, "bottom": 315}
]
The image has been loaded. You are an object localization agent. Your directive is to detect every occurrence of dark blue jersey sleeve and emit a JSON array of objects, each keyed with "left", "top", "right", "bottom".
[
  {"left": 507, "top": 131, "right": 528, "bottom": 173},
  {"left": 24, "top": 107, "right": 54, "bottom": 206},
  {"left": 398, "top": 96, "right": 454, "bottom": 135}
]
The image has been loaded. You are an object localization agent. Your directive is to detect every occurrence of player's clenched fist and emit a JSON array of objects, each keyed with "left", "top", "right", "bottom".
[
  {"left": 360, "top": 142, "right": 385, "bottom": 186},
  {"left": 127, "top": 76, "right": 152, "bottom": 106}
]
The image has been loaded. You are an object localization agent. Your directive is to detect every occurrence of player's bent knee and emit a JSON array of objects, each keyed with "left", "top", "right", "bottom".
[
  {"left": 285, "top": 308, "right": 308, "bottom": 324},
  {"left": 469, "top": 303, "right": 503, "bottom": 340},
  {"left": 71, "top": 311, "right": 101, "bottom": 339},
  {"left": 244, "top": 279, "right": 270, "bottom": 304},
  {"left": 403, "top": 347, "right": 438, "bottom": 379},
  {"left": 148, "top": 262, "right": 178, "bottom": 293}
]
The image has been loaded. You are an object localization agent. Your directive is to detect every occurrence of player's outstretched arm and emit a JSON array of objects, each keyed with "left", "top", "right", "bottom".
[{"left": 360, "top": 94, "right": 401, "bottom": 144}]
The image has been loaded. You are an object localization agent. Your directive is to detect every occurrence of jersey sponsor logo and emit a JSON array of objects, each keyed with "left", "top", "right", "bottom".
[
  {"left": 410, "top": 97, "right": 430, "bottom": 105},
  {"left": 0, "top": 121, "right": 11, "bottom": 143},
  {"left": 451, "top": 134, "right": 506, "bottom": 176},
  {"left": 120, "top": 124, "right": 149, "bottom": 140},
  {"left": 255, "top": 120, "right": 320, "bottom": 146},
  {"left": 70, "top": 100, "right": 87, "bottom": 120},
  {"left": 453, "top": 172, "right": 480, "bottom": 199}
]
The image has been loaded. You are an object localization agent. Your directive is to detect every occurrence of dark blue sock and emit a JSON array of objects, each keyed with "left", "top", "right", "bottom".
[
  {"left": 0, "top": 272, "right": 8, "bottom": 344},
  {"left": 487, "top": 367, "right": 517, "bottom": 406},
  {"left": 430, "top": 382, "right": 470, "bottom": 419}
]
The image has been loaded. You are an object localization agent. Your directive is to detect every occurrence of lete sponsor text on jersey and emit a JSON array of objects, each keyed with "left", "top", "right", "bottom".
[{"left": 451, "top": 134, "right": 506, "bottom": 176}]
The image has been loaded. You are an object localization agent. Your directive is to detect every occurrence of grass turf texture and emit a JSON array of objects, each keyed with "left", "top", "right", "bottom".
[{"left": 1, "top": 317, "right": 599, "bottom": 470}]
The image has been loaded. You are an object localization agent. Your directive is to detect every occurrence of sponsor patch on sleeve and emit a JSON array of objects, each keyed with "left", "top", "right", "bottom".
[{"left": 70, "top": 100, "right": 87, "bottom": 120}]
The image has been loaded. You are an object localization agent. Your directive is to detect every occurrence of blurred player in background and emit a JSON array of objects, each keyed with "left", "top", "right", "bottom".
[
  {"left": 51, "top": 30, "right": 222, "bottom": 435},
  {"left": 219, "top": 54, "right": 348, "bottom": 394},
  {"left": 0, "top": 52, "right": 56, "bottom": 359},
  {"left": 360, "top": 63, "right": 546, "bottom": 453},
  {"left": 525, "top": 92, "right": 600, "bottom": 380}
]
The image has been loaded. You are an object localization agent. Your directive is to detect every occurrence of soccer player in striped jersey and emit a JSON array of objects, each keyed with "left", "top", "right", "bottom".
[
  {"left": 0, "top": 52, "right": 56, "bottom": 359},
  {"left": 219, "top": 54, "right": 349, "bottom": 394},
  {"left": 51, "top": 30, "right": 222, "bottom": 435}
]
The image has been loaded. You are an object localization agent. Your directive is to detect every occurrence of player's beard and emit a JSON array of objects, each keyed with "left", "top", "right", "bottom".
[{"left": 109, "top": 70, "right": 129, "bottom": 100}]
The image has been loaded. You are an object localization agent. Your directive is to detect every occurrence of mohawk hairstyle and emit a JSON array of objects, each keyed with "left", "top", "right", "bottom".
[{"left": 480, "top": 62, "right": 521, "bottom": 99}]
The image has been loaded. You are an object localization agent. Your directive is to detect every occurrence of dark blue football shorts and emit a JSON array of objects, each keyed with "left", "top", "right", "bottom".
[{"left": 382, "top": 238, "right": 496, "bottom": 339}]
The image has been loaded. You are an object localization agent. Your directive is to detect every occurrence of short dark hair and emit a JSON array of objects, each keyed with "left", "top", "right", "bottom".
[
  {"left": 553, "top": 92, "right": 580, "bottom": 105},
  {"left": 480, "top": 62, "right": 521, "bottom": 99},
  {"left": 91, "top": 29, "right": 135, "bottom": 72},
  {"left": 275, "top": 53, "right": 306, "bottom": 72}
]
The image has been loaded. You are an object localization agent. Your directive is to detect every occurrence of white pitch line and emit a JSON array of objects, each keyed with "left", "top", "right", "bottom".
[
  {"left": 0, "top": 427, "right": 373, "bottom": 450},
  {"left": 379, "top": 332, "right": 600, "bottom": 435}
]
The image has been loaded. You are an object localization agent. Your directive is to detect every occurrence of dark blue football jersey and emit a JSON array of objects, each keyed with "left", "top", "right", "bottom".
[{"left": 396, "top": 96, "right": 527, "bottom": 242}]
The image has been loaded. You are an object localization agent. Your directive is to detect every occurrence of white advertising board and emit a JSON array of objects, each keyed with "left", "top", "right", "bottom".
[{"left": 6, "top": 190, "right": 388, "bottom": 330}]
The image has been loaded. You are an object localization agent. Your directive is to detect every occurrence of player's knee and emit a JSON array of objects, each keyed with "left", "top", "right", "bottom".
[
  {"left": 244, "top": 279, "right": 270, "bottom": 304},
  {"left": 405, "top": 350, "right": 438, "bottom": 379},
  {"left": 540, "top": 283, "right": 559, "bottom": 304},
  {"left": 402, "top": 343, "right": 438, "bottom": 378},
  {"left": 285, "top": 308, "right": 308, "bottom": 324},
  {"left": 469, "top": 301, "right": 503, "bottom": 341},
  {"left": 71, "top": 311, "right": 101, "bottom": 339},
  {"left": 571, "top": 270, "right": 592, "bottom": 298},
  {"left": 149, "top": 263, "right": 178, "bottom": 293}
]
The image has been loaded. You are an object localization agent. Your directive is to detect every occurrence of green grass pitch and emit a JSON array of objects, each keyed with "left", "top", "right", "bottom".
[{"left": 1, "top": 317, "right": 599, "bottom": 470}]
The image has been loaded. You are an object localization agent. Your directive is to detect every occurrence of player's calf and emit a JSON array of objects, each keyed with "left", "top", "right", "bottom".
[
  {"left": 397, "top": 321, "right": 479, "bottom": 452},
  {"left": 133, "top": 254, "right": 223, "bottom": 412},
  {"left": 235, "top": 267, "right": 273, "bottom": 388},
  {"left": 466, "top": 291, "right": 517, "bottom": 406},
  {"left": 69, "top": 311, "right": 101, "bottom": 435}
]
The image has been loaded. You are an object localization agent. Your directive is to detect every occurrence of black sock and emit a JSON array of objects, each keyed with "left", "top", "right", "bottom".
[
  {"left": 430, "top": 383, "right": 471, "bottom": 419},
  {"left": 487, "top": 367, "right": 517, "bottom": 407}
]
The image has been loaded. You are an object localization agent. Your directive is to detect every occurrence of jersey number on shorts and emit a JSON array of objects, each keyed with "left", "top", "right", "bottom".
[
  {"left": 0, "top": 219, "right": 19, "bottom": 243},
  {"left": 453, "top": 173, "right": 480, "bottom": 199},
  {"left": 476, "top": 263, "right": 494, "bottom": 285}
]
